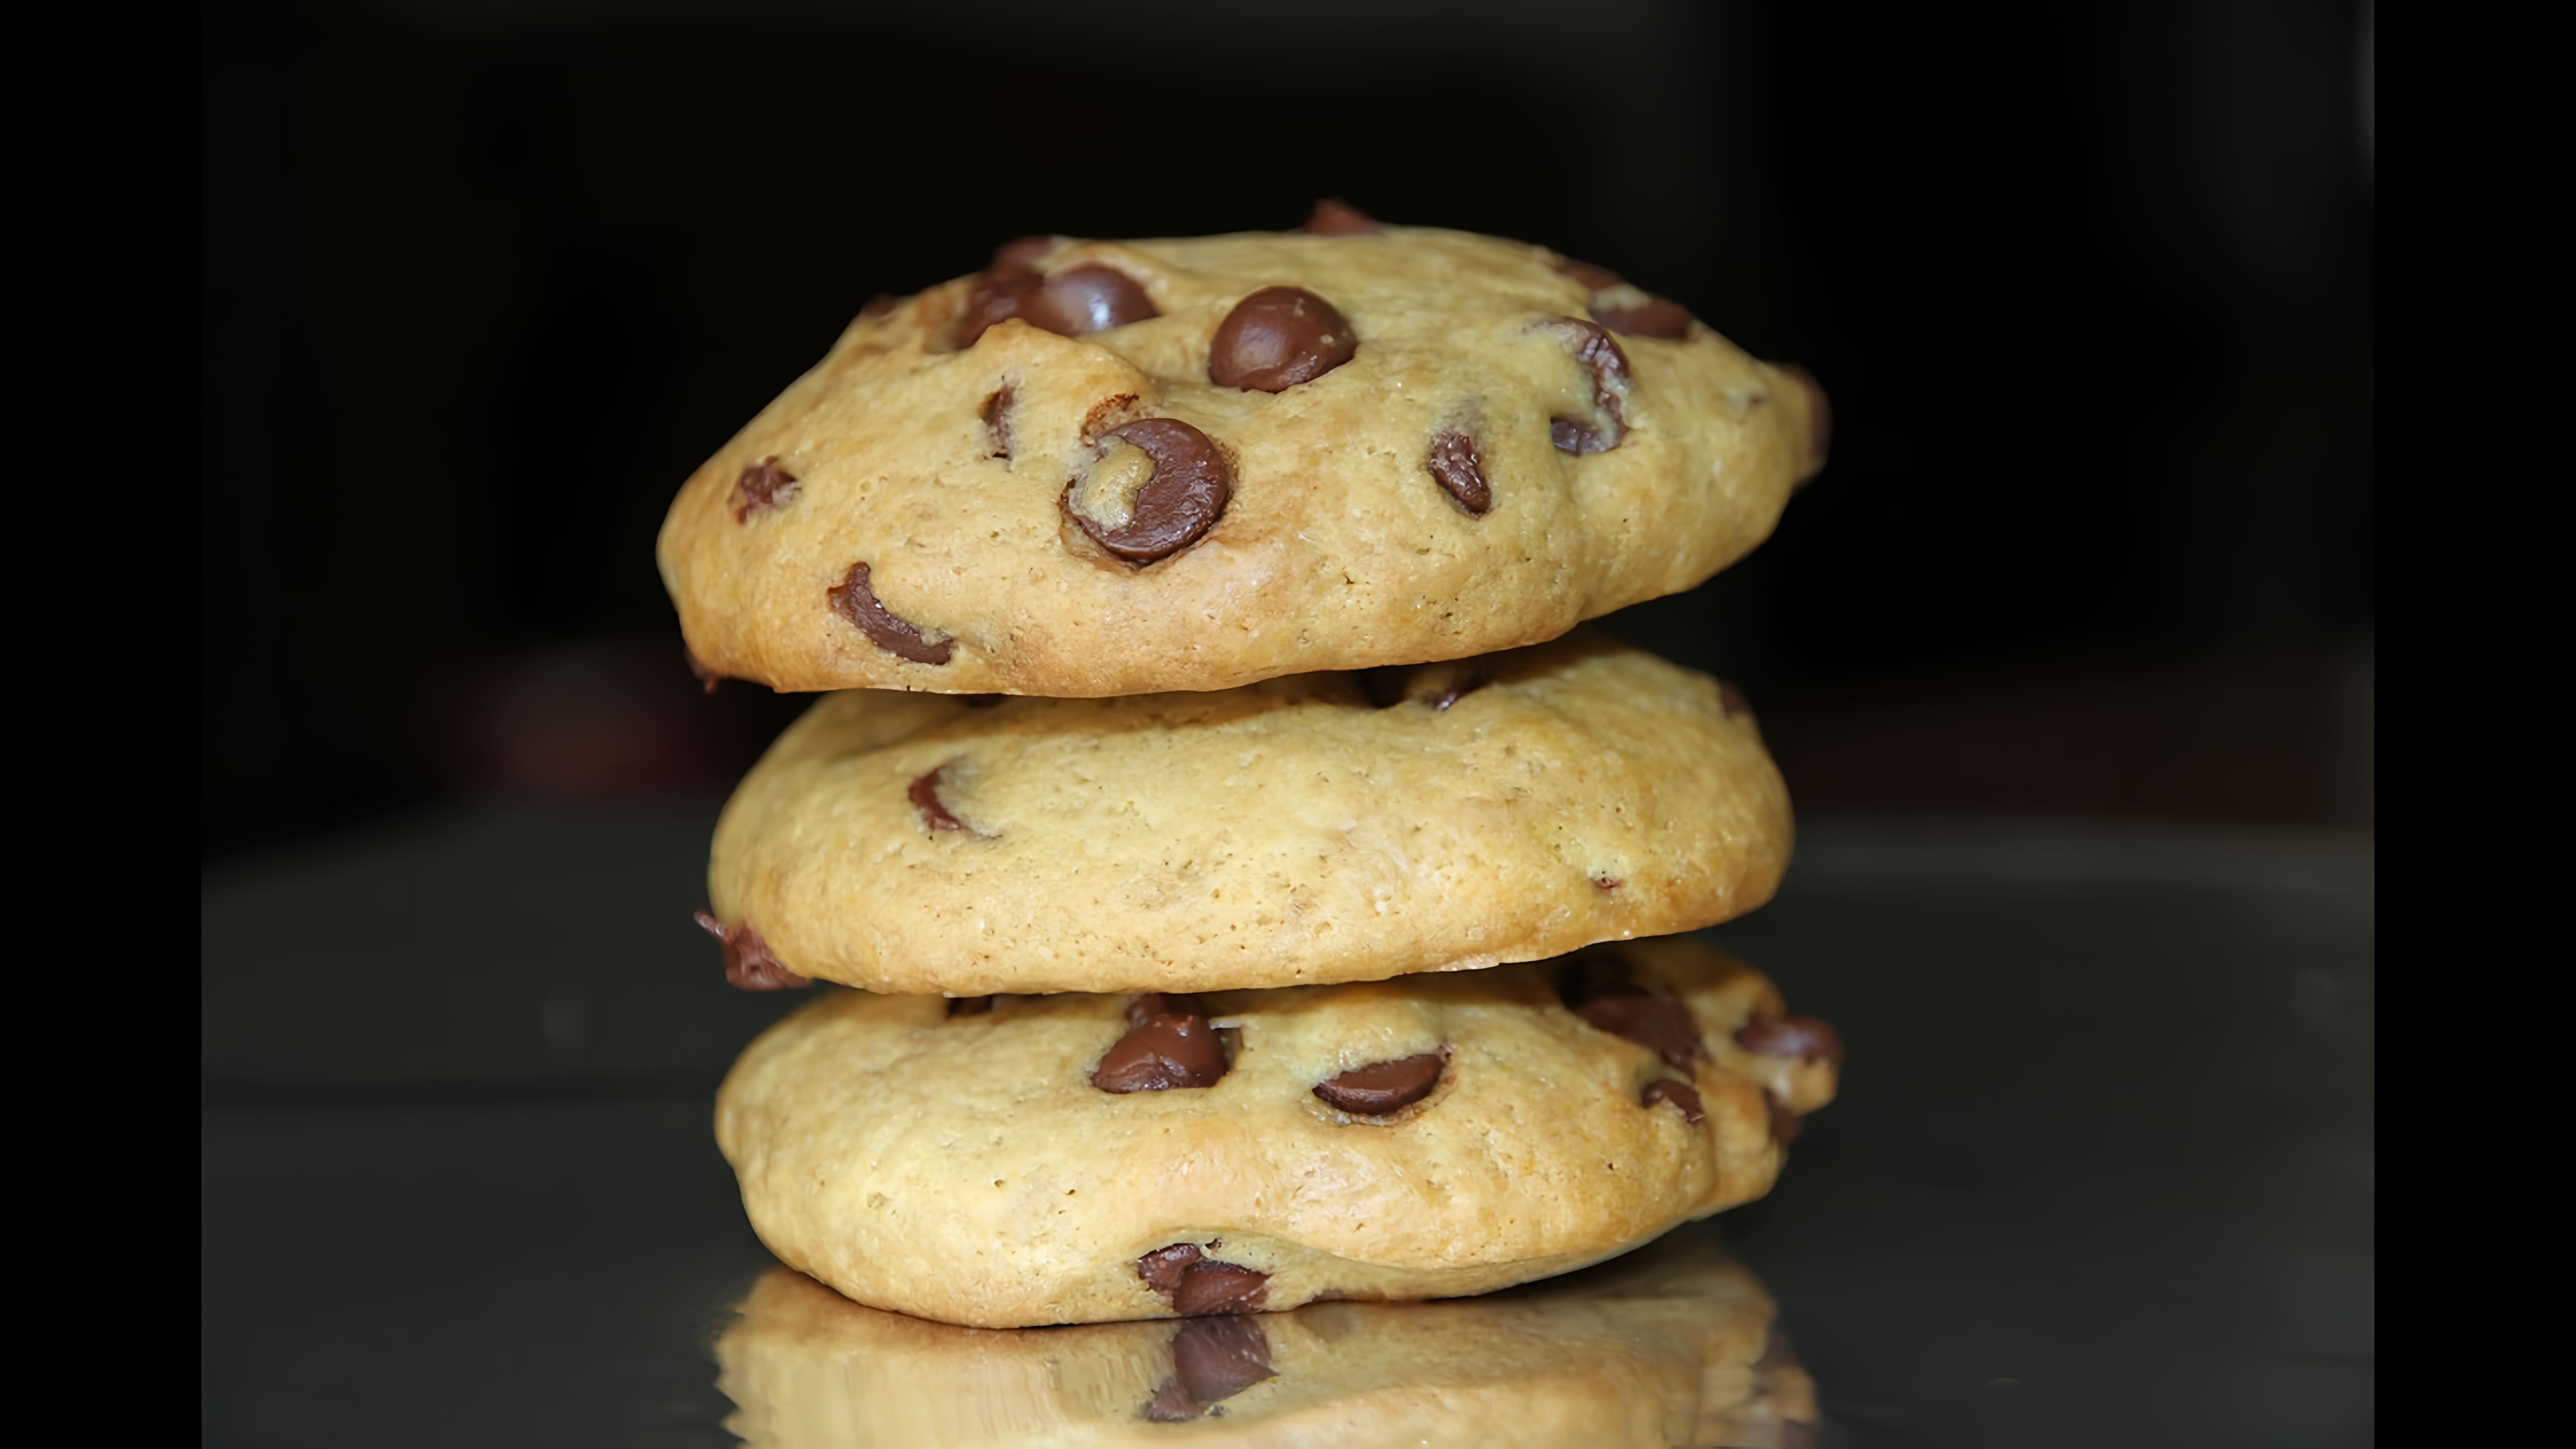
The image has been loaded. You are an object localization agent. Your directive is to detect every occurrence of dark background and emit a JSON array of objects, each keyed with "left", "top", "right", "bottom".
[{"left": 199, "top": 0, "right": 2374, "bottom": 864}]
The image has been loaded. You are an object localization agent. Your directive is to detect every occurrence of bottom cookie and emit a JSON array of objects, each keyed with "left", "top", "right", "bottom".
[
  {"left": 715, "top": 1227, "right": 1821, "bottom": 1448},
  {"left": 715, "top": 935, "right": 1841, "bottom": 1327}
]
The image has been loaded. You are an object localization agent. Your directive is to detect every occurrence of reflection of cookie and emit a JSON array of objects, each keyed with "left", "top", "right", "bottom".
[
  {"left": 715, "top": 936, "right": 1840, "bottom": 1328},
  {"left": 700, "top": 630, "right": 1790, "bottom": 997},
  {"left": 715, "top": 1228, "right": 1821, "bottom": 1447},
  {"left": 656, "top": 215, "right": 1825, "bottom": 697}
]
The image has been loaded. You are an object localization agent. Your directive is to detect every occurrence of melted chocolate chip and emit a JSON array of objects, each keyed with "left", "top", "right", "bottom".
[
  {"left": 1425, "top": 667, "right": 1487, "bottom": 710},
  {"left": 828, "top": 561, "right": 952, "bottom": 666},
  {"left": 1719, "top": 683, "right": 1751, "bottom": 719},
  {"left": 954, "top": 271, "right": 1036, "bottom": 349},
  {"left": 730, "top": 455, "right": 800, "bottom": 522},
  {"left": 1314, "top": 1052, "right": 1446, "bottom": 1115},
  {"left": 1555, "top": 257, "right": 1625, "bottom": 290},
  {"left": 1137, "top": 1242, "right": 1205, "bottom": 1293},
  {"left": 858, "top": 293, "right": 900, "bottom": 321},
  {"left": 1094, "top": 998, "right": 1230, "bottom": 1092},
  {"left": 1142, "top": 1316, "right": 1276, "bottom": 1421},
  {"left": 1427, "top": 430, "right": 1492, "bottom": 515},
  {"left": 692, "top": 912, "right": 812, "bottom": 991},
  {"left": 1174, "top": 1262, "right": 1270, "bottom": 1316},
  {"left": 981, "top": 386, "right": 1014, "bottom": 459},
  {"left": 1642, "top": 1078, "right": 1706, "bottom": 1123},
  {"left": 908, "top": 766, "right": 972, "bottom": 833},
  {"left": 1064, "top": 418, "right": 1232, "bottom": 564},
  {"left": 1590, "top": 292, "right": 1692, "bottom": 340},
  {"left": 1577, "top": 993, "right": 1705, "bottom": 1069},
  {"left": 1209, "top": 286, "right": 1357, "bottom": 392},
  {"left": 683, "top": 647, "right": 722, "bottom": 695},
  {"left": 1736, "top": 1015, "right": 1845, "bottom": 1064},
  {"left": 1776, "top": 362, "right": 1832, "bottom": 471},
  {"left": 1020, "top": 264, "right": 1159, "bottom": 337},
  {"left": 1299, "top": 198, "right": 1383, "bottom": 234},
  {"left": 1537, "top": 317, "right": 1636, "bottom": 455},
  {"left": 946, "top": 995, "right": 997, "bottom": 1017}
]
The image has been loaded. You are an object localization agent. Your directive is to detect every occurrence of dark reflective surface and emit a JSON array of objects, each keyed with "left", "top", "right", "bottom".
[{"left": 201, "top": 812, "right": 2371, "bottom": 1447}]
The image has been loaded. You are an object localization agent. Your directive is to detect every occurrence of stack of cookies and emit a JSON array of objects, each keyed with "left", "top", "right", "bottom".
[{"left": 662, "top": 202, "right": 1843, "bottom": 1336}]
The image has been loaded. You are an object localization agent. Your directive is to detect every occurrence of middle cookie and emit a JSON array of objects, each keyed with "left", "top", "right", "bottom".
[{"left": 701, "top": 630, "right": 1792, "bottom": 997}]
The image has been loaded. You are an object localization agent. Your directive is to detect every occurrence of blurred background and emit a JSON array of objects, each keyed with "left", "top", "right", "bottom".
[{"left": 201, "top": 0, "right": 2373, "bottom": 867}]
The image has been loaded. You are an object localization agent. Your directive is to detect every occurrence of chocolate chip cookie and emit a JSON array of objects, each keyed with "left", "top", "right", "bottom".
[
  {"left": 698, "top": 631, "right": 1791, "bottom": 997},
  {"left": 716, "top": 1228, "right": 1819, "bottom": 1446},
  {"left": 658, "top": 207, "right": 1828, "bottom": 697},
  {"left": 714, "top": 935, "right": 1840, "bottom": 1328}
]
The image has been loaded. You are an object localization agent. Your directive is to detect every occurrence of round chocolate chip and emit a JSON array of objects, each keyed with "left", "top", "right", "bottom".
[
  {"left": 828, "top": 561, "right": 952, "bottom": 666},
  {"left": 1064, "top": 418, "right": 1232, "bottom": 564},
  {"left": 1575, "top": 993, "right": 1706, "bottom": 1070},
  {"left": 1589, "top": 291, "right": 1692, "bottom": 340},
  {"left": 1427, "top": 430, "right": 1492, "bottom": 515},
  {"left": 1538, "top": 317, "right": 1636, "bottom": 455},
  {"left": 692, "top": 911, "right": 812, "bottom": 991},
  {"left": 1313, "top": 1052, "right": 1445, "bottom": 1116},
  {"left": 1736, "top": 1015, "right": 1844, "bottom": 1064},
  {"left": 1094, "top": 999, "right": 1230, "bottom": 1092},
  {"left": 1299, "top": 198, "right": 1382, "bottom": 235},
  {"left": 908, "top": 766, "right": 972, "bottom": 833},
  {"left": 1642, "top": 1078, "right": 1705, "bottom": 1123},
  {"left": 1209, "top": 286, "right": 1357, "bottom": 392},
  {"left": 730, "top": 455, "right": 799, "bottom": 522},
  {"left": 1019, "top": 264, "right": 1159, "bottom": 337}
]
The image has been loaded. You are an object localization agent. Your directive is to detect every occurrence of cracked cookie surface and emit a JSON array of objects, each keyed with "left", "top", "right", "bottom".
[
  {"left": 699, "top": 631, "right": 1791, "bottom": 996},
  {"left": 657, "top": 218, "right": 1825, "bottom": 696},
  {"left": 714, "top": 935, "right": 1839, "bottom": 1328}
]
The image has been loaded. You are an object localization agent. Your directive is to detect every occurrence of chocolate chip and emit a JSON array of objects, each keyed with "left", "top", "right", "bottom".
[
  {"left": 1209, "top": 286, "right": 1357, "bottom": 392},
  {"left": 1555, "top": 257, "right": 1625, "bottom": 290},
  {"left": 1425, "top": 667, "right": 1487, "bottom": 711},
  {"left": 981, "top": 386, "right": 1014, "bottom": 459},
  {"left": 1593, "top": 874, "right": 1625, "bottom": 891},
  {"left": 954, "top": 274, "right": 1035, "bottom": 349},
  {"left": 828, "top": 561, "right": 952, "bottom": 666},
  {"left": 1775, "top": 362, "right": 1832, "bottom": 471},
  {"left": 1137, "top": 1242, "right": 1205, "bottom": 1293},
  {"left": 1173, "top": 1262, "right": 1269, "bottom": 1316},
  {"left": 1314, "top": 1052, "right": 1446, "bottom": 1115},
  {"left": 1736, "top": 1015, "right": 1844, "bottom": 1064},
  {"left": 908, "top": 766, "right": 972, "bottom": 833},
  {"left": 858, "top": 293, "right": 900, "bottom": 321},
  {"left": 1719, "top": 683, "right": 1751, "bottom": 719},
  {"left": 692, "top": 911, "right": 812, "bottom": 991},
  {"left": 1577, "top": 993, "right": 1703, "bottom": 1068},
  {"left": 1537, "top": 317, "right": 1635, "bottom": 455},
  {"left": 946, "top": 995, "right": 997, "bottom": 1017},
  {"left": 729, "top": 455, "right": 800, "bottom": 522},
  {"left": 1298, "top": 198, "right": 1381, "bottom": 235},
  {"left": 1141, "top": 1315, "right": 1275, "bottom": 1421},
  {"left": 1642, "top": 1078, "right": 1706, "bottom": 1122},
  {"left": 683, "top": 647, "right": 722, "bottom": 695},
  {"left": 1589, "top": 291, "right": 1692, "bottom": 340},
  {"left": 1094, "top": 998, "right": 1230, "bottom": 1092},
  {"left": 1019, "top": 264, "right": 1159, "bottom": 337},
  {"left": 1427, "top": 430, "right": 1492, "bottom": 515},
  {"left": 1064, "top": 418, "right": 1232, "bottom": 564}
]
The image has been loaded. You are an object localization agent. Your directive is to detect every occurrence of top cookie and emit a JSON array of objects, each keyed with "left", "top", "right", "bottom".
[{"left": 658, "top": 204, "right": 1827, "bottom": 697}]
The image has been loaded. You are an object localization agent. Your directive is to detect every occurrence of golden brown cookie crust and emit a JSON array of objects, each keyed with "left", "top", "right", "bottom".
[
  {"left": 657, "top": 224, "right": 1824, "bottom": 697},
  {"left": 714, "top": 937, "right": 1837, "bottom": 1328},
  {"left": 704, "top": 631, "right": 1792, "bottom": 996},
  {"left": 715, "top": 1229, "right": 1811, "bottom": 1447}
]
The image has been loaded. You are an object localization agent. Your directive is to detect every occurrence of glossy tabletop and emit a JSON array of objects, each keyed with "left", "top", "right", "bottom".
[{"left": 202, "top": 803, "right": 2373, "bottom": 1446}]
